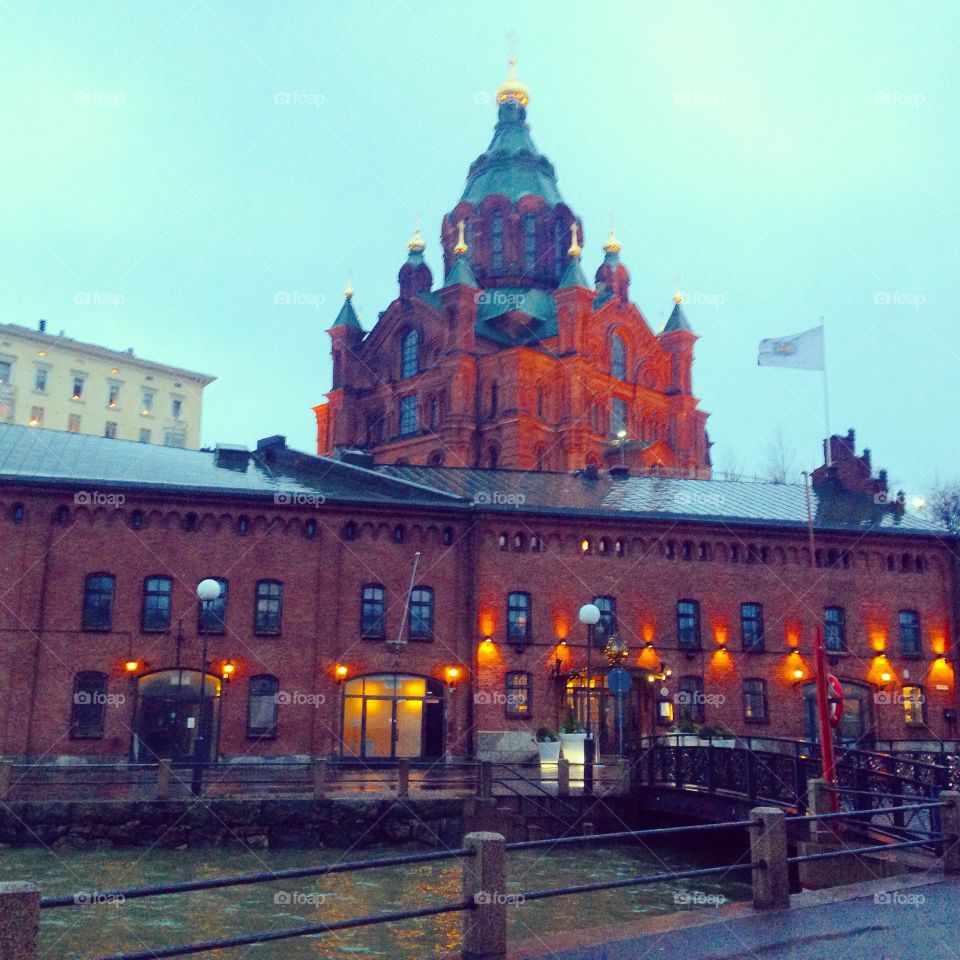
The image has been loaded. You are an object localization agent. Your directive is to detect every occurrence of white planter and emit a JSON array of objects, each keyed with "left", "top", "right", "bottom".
[
  {"left": 536, "top": 740, "right": 561, "bottom": 765},
  {"left": 559, "top": 732, "right": 587, "bottom": 765}
]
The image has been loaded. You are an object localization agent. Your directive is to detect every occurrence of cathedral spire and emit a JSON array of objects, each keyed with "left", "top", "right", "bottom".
[
  {"left": 559, "top": 222, "right": 589, "bottom": 289},
  {"left": 453, "top": 219, "right": 468, "bottom": 255},
  {"left": 332, "top": 282, "right": 361, "bottom": 329},
  {"left": 495, "top": 56, "right": 530, "bottom": 107}
]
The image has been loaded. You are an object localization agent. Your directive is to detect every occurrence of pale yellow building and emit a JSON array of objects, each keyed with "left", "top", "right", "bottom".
[{"left": 0, "top": 322, "right": 214, "bottom": 448}]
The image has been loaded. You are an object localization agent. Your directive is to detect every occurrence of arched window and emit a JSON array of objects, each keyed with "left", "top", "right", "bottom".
[
  {"left": 254, "top": 580, "right": 283, "bottom": 635},
  {"left": 428, "top": 450, "right": 444, "bottom": 466},
  {"left": 141, "top": 576, "right": 173, "bottom": 632},
  {"left": 343, "top": 521, "right": 357, "bottom": 541},
  {"left": 535, "top": 446, "right": 545, "bottom": 470},
  {"left": 9, "top": 502, "right": 24, "bottom": 524},
  {"left": 488, "top": 446, "right": 499, "bottom": 469},
  {"left": 393, "top": 524, "right": 405, "bottom": 543},
  {"left": 130, "top": 509, "right": 143, "bottom": 530},
  {"left": 523, "top": 213, "right": 537, "bottom": 272},
  {"left": 304, "top": 519, "right": 317, "bottom": 539},
  {"left": 429, "top": 395, "right": 440, "bottom": 429},
  {"left": 554, "top": 219, "right": 566, "bottom": 279},
  {"left": 401, "top": 329, "right": 420, "bottom": 379},
  {"left": 611, "top": 333, "right": 627, "bottom": 380},
  {"left": 247, "top": 675, "right": 279, "bottom": 739},
  {"left": 409, "top": 586, "right": 434, "bottom": 640},
  {"left": 82, "top": 574, "right": 115, "bottom": 631},
  {"left": 491, "top": 212, "right": 504, "bottom": 272},
  {"left": 536, "top": 384, "right": 545, "bottom": 418}
]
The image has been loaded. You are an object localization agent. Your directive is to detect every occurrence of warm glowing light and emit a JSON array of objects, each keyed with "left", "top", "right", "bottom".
[
  {"left": 616, "top": 429, "right": 627, "bottom": 439},
  {"left": 37, "top": 350, "right": 46, "bottom": 357},
  {"left": 125, "top": 660, "right": 139, "bottom": 673},
  {"left": 446, "top": 666, "right": 461, "bottom": 684},
  {"left": 911, "top": 496, "right": 926, "bottom": 510},
  {"left": 880, "top": 671, "right": 892, "bottom": 683},
  {"left": 223, "top": 662, "right": 235, "bottom": 674},
  {"left": 793, "top": 668, "right": 803, "bottom": 680},
  {"left": 335, "top": 664, "right": 348, "bottom": 678},
  {"left": 482, "top": 636, "right": 492, "bottom": 645},
  {"left": 870, "top": 631, "right": 886, "bottom": 653},
  {"left": 646, "top": 674, "right": 656, "bottom": 683},
  {"left": 580, "top": 539, "right": 590, "bottom": 553}
]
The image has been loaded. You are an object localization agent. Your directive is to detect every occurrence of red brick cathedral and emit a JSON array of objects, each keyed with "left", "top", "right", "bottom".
[{"left": 314, "top": 63, "right": 711, "bottom": 476}]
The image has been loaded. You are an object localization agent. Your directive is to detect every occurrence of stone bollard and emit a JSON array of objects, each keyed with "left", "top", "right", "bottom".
[
  {"left": 557, "top": 758, "right": 570, "bottom": 797},
  {"left": 155, "top": 758, "right": 172, "bottom": 800},
  {"left": 477, "top": 761, "right": 493, "bottom": 799},
  {"left": 461, "top": 832, "right": 507, "bottom": 960},
  {"left": 940, "top": 791, "right": 960, "bottom": 874},
  {"left": 806, "top": 778, "right": 833, "bottom": 843},
  {"left": 0, "top": 760, "right": 12, "bottom": 801},
  {"left": 750, "top": 807, "right": 790, "bottom": 910},
  {"left": 0, "top": 882, "right": 40, "bottom": 959},
  {"left": 313, "top": 758, "right": 327, "bottom": 800},
  {"left": 616, "top": 758, "right": 631, "bottom": 794},
  {"left": 398, "top": 758, "right": 411, "bottom": 798}
]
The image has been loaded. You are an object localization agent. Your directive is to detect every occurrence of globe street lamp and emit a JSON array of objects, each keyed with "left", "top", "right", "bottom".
[
  {"left": 191, "top": 578, "right": 222, "bottom": 796},
  {"left": 578, "top": 603, "right": 600, "bottom": 785}
]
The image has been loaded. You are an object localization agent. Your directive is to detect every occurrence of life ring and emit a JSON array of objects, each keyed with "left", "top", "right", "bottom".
[{"left": 827, "top": 675, "right": 844, "bottom": 728}]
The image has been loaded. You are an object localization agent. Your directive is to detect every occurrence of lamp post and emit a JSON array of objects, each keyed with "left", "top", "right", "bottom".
[
  {"left": 191, "top": 578, "right": 222, "bottom": 796},
  {"left": 578, "top": 603, "right": 600, "bottom": 787}
]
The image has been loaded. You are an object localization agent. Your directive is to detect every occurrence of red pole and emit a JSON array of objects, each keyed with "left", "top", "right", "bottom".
[{"left": 813, "top": 624, "right": 839, "bottom": 812}]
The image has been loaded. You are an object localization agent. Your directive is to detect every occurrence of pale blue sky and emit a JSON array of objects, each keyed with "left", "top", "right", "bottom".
[{"left": 2, "top": 0, "right": 956, "bottom": 497}]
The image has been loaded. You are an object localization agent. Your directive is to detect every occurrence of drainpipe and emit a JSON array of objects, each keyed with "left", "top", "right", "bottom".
[{"left": 24, "top": 498, "right": 56, "bottom": 760}]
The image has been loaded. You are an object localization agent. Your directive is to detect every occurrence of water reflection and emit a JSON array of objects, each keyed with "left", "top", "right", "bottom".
[{"left": 0, "top": 842, "right": 749, "bottom": 958}]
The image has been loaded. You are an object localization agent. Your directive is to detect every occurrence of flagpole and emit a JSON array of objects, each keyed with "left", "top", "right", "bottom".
[{"left": 820, "top": 317, "right": 832, "bottom": 466}]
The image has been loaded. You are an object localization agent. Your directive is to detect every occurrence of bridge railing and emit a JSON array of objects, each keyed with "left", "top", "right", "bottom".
[{"left": 6, "top": 786, "right": 960, "bottom": 960}]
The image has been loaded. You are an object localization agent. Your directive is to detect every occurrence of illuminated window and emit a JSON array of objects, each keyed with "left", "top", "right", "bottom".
[
  {"left": 108, "top": 384, "right": 120, "bottom": 408},
  {"left": 594, "top": 596, "right": 617, "bottom": 645},
  {"left": 741, "top": 603, "right": 764, "bottom": 652},
  {"left": 29, "top": 406, "right": 43, "bottom": 427},
  {"left": 611, "top": 397, "right": 627, "bottom": 435},
  {"left": 899, "top": 611, "right": 921, "bottom": 656},
  {"left": 507, "top": 592, "right": 531, "bottom": 642},
  {"left": 71, "top": 375, "right": 85, "bottom": 400},
  {"left": 141, "top": 389, "right": 155, "bottom": 414},
  {"left": 505, "top": 671, "right": 532, "bottom": 718},
  {"left": 902, "top": 686, "right": 925, "bottom": 726},
  {"left": 743, "top": 678, "right": 768, "bottom": 722}
]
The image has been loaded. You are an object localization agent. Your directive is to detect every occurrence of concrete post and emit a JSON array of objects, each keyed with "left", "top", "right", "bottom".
[
  {"left": 557, "top": 758, "right": 570, "bottom": 797},
  {"left": 750, "top": 806, "right": 790, "bottom": 910},
  {"left": 155, "top": 759, "right": 172, "bottom": 800},
  {"left": 0, "top": 882, "right": 40, "bottom": 960},
  {"left": 806, "top": 778, "right": 833, "bottom": 843},
  {"left": 940, "top": 790, "right": 960, "bottom": 874},
  {"left": 0, "top": 761, "right": 12, "bottom": 801},
  {"left": 461, "top": 832, "right": 507, "bottom": 960},
  {"left": 398, "top": 758, "right": 410, "bottom": 798},
  {"left": 477, "top": 761, "right": 493, "bottom": 799},
  {"left": 616, "top": 758, "right": 631, "bottom": 794},
  {"left": 313, "top": 758, "right": 327, "bottom": 800}
]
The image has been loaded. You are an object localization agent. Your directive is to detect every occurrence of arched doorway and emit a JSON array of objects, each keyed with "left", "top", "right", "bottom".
[
  {"left": 132, "top": 669, "right": 222, "bottom": 763},
  {"left": 802, "top": 680, "right": 874, "bottom": 748},
  {"left": 341, "top": 674, "right": 445, "bottom": 759}
]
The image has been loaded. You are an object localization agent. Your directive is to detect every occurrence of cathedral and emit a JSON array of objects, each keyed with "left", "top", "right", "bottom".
[{"left": 313, "top": 62, "right": 712, "bottom": 476}]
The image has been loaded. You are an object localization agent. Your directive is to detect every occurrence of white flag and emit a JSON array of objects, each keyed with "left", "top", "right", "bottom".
[{"left": 758, "top": 326, "right": 825, "bottom": 371}]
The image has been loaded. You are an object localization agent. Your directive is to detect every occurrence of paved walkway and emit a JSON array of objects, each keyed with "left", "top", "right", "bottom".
[{"left": 510, "top": 873, "right": 960, "bottom": 959}]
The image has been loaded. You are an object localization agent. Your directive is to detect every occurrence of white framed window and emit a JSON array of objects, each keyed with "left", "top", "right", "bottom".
[
  {"left": 34, "top": 367, "right": 49, "bottom": 392},
  {"left": 29, "top": 406, "right": 43, "bottom": 427},
  {"left": 71, "top": 374, "right": 85, "bottom": 401},
  {"left": 104, "top": 421, "right": 118, "bottom": 439},
  {"left": 141, "top": 389, "right": 155, "bottom": 415},
  {"left": 0, "top": 359, "right": 12, "bottom": 384},
  {"left": 171, "top": 396, "right": 183, "bottom": 419},
  {"left": 139, "top": 428, "right": 151, "bottom": 444},
  {"left": 108, "top": 383, "right": 121, "bottom": 408},
  {"left": 68, "top": 414, "right": 81, "bottom": 433}
]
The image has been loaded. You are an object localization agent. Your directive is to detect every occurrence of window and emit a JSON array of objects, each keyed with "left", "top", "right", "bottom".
[
  {"left": 34, "top": 367, "right": 48, "bottom": 392},
  {"left": 197, "top": 578, "right": 228, "bottom": 634},
  {"left": 488, "top": 446, "right": 498, "bottom": 469},
  {"left": 238, "top": 516, "right": 250, "bottom": 535},
  {"left": 28, "top": 406, "right": 43, "bottom": 427},
  {"left": 71, "top": 376, "right": 84, "bottom": 400},
  {"left": 678, "top": 676, "right": 705, "bottom": 724},
  {"left": 401, "top": 329, "right": 420, "bottom": 379},
  {"left": 523, "top": 213, "right": 537, "bottom": 272},
  {"left": 743, "top": 678, "right": 768, "bottom": 723},
  {"left": 399, "top": 395, "right": 418, "bottom": 436},
  {"left": 130, "top": 509, "right": 143, "bottom": 530},
  {"left": 247, "top": 675, "right": 279, "bottom": 739},
  {"left": 141, "top": 576, "right": 172, "bottom": 632},
  {"left": 507, "top": 592, "right": 531, "bottom": 642},
  {"left": 902, "top": 686, "right": 925, "bottom": 726},
  {"left": 824, "top": 606, "right": 846, "bottom": 652},
  {"left": 0, "top": 359, "right": 11, "bottom": 383},
  {"left": 489, "top": 381, "right": 498, "bottom": 418},
  {"left": 505, "top": 671, "right": 532, "bottom": 718},
  {"left": 611, "top": 398, "right": 627, "bottom": 436},
  {"left": 899, "top": 611, "right": 921, "bottom": 656},
  {"left": 68, "top": 414, "right": 81, "bottom": 433},
  {"left": 409, "top": 586, "right": 434, "bottom": 640},
  {"left": 429, "top": 395, "right": 440, "bottom": 429},
  {"left": 104, "top": 421, "right": 118, "bottom": 439},
  {"left": 82, "top": 574, "right": 115, "bottom": 631},
  {"left": 677, "top": 600, "right": 701, "bottom": 649},
  {"left": 594, "top": 596, "right": 617, "bottom": 645},
  {"left": 141, "top": 389, "right": 155, "bottom": 414},
  {"left": 554, "top": 219, "right": 566, "bottom": 278},
  {"left": 361, "top": 584, "right": 386, "bottom": 637},
  {"left": 254, "top": 580, "right": 283, "bottom": 635},
  {"left": 741, "top": 603, "right": 764, "bottom": 652},
  {"left": 343, "top": 521, "right": 357, "bottom": 541},
  {"left": 171, "top": 397, "right": 183, "bottom": 419},
  {"left": 163, "top": 428, "right": 186, "bottom": 448},
  {"left": 393, "top": 524, "right": 405, "bottom": 543},
  {"left": 611, "top": 333, "right": 627, "bottom": 380},
  {"left": 108, "top": 384, "right": 120, "bottom": 408},
  {"left": 9, "top": 503, "right": 24, "bottom": 523},
  {"left": 536, "top": 385, "right": 545, "bottom": 418},
  {"left": 139, "top": 428, "right": 151, "bottom": 443},
  {"left": 71, "top": 671, "right": 107, "bottom": 739},
  {"left": 304, "top": 519, "right": 317, "bottom": 539},
  {"left": 491, "top": 212, "right": 504, "bottom": 272}
]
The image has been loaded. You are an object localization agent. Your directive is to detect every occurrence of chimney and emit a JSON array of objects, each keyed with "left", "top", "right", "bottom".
[
  {"left": 213, "top": 444, "right": 250, "bottom": 471},
  {"left": 336, "top": 448, "right": 376, "bottom": 469},
  {"left": 38, "top": 319, "right": 47, "bottom": 334}
]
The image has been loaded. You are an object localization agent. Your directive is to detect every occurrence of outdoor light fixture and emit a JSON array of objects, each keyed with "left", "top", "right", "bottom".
[
  {"left": 125, "top": 659, "right": 140, "bottom": 677},
  {"left": 793, "top": 667, "right": 804, "bottom": 681},
  {"left": 221, "top": 661, "right": 236, "bottom": 682},
  {"left": 445, "top": 666, "right": 461, "bottom": 688},
  {"left": 580, "top": 539, "right": 590, "bottom": 553},
  {"left": 881, "top": 671, "right": 892, "bottom": 683},
  {"left": 335, "top": 664, "right": 349, "bottom": 682}
]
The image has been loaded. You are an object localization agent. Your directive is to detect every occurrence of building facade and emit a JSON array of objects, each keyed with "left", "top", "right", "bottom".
[
  {"left": 313, "top": 65, "right": 711, "bottom": 476},
  {"left": 0, "top": 321, "right": 214, "bottom": 448},
  {"left": 0, "top": 423, "right": 954, "bottom": 765}
]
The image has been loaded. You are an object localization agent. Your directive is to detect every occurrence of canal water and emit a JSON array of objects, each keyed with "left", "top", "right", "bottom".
[{"left": 2, "top": 841, "right": 750, "bottom": 958}]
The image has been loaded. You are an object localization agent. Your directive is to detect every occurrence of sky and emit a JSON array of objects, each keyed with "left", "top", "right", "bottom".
[{"left": 2, "top": 0, "right": 957, "bottom": 499}]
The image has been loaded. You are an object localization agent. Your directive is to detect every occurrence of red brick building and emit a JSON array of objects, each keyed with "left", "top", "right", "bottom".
[
  {"left": 0, "top": 423, "right": 955, "bottom": 764},
  {"left": 313, "top": 64, "right": 711, "bottom": 476}
]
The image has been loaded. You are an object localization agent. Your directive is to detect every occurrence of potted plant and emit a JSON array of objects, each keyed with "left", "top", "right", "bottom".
[
  {"left": 534, "top": 727, "right": 561, "bottom": 765},
  {"left": 559, "top": 710, "right": 587, "bottom": 764}
]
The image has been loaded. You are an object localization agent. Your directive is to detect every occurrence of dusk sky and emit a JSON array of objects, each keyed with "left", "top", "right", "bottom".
[{"left": 3, "top": 0, "right": 956, "bottom": 499}]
